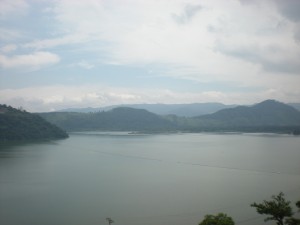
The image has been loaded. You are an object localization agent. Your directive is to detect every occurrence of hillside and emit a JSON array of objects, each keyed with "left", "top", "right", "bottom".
[
  {"left": 186, "top": 100, "right": 300, "bottom": 133},
  {"left": 289, "top": 103, "right": 300, "bottom": 111},
  {"left": 58, "top": 103, "right": 237, "bottom": 117},
  {"left": 39, "top": 100, "right": 300, "bottom": 134},
  {"left": 0, "top": 105, "right": 68, "bottom": 141},
  {"left": 39, "top": 107, "right": 176, "bottom": 132}
]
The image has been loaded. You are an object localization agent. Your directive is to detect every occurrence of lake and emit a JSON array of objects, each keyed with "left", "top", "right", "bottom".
[{"left": 1, "top": 132, "right": 300, "bottom": 225}]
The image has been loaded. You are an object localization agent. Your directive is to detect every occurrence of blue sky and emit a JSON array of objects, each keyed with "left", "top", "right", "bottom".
[{"left": 1, "top": 0, "right": 300, "bottom": 112}]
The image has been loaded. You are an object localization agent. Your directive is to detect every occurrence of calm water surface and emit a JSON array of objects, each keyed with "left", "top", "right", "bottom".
[{"left": 1, "top": 133, "right": 300, "bottom": 225}]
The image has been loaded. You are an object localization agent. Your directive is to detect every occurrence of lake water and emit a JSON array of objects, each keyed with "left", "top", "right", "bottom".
[{"left": 1, "top": 132, "right": 300, "bottom": 225}]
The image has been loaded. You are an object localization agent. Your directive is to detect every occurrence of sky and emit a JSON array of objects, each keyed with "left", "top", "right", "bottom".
[{"left": 1, "top": 0, "right": 300, "bottom": 112}]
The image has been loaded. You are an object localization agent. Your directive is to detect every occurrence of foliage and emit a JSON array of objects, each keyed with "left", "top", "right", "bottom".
[
  {"left": 296, "top": 201, "right": 300, "bottom": 211},
  {"left": 285, "top": 217, "right": 300, "bottom": 225},
  {"left": 285, "top": 201, "right": 300, "bottom": 225},
  {"left": 198, "top": 193, "right": 299, "bottom": 225},
  {"left": 0, "top": 104, "right": 68, "bottom": 141},
  {"left": 106, "top": 217, "right": 114, "bottom": 225},
  {"left": 39, "top": 107, "right": 177, "bottom": 132},
  {"left": 195, "top": 100, "right": 300, "bottom": 127},
  {"left": 38, "top": 100, "right": 300, "bottom": 134},
  {"left": 251, "top": 192, "right": 293, "bottom": 225},
  {"left": 199, "top": 213, "right": 235, "bottom": 225}
]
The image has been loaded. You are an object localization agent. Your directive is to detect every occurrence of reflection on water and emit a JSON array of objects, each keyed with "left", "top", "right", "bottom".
[{"left": 1, "top": 133, "right": 300, "bottom": 225}]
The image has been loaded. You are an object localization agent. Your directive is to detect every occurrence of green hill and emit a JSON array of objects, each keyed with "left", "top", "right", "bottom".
[
  {"left": 58, "top": 102, "right": 237, "bottom": 117},
  {"left": 197, "top": 100, "right": 300, "bottom": 126},
  {"left": 38, "top": 107, "right": 176, "bottom": 132},
  {"left": 187, "top": 100, "right": 300, "bottom": 133},
  {"left": 38, "top": 100, "right": 300, "bottom": 134},
  {"left": 0, "top": 105, "right": 68, "bottom": 141}
]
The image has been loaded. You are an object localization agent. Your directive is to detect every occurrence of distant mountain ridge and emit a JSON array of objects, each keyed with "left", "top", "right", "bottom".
[
  {"left": 0, "top": 105, "right": 68, "bottom": 141},
  {"left": 195, "top": 100, "right": 300, "bottom": 127},
  {"left": 39, "top": 107, "right": 175, "bottom": 132},
  {"left": 57, "top": 102, "right": 300, "bottom": 117},
  {"left": 288, "top": 103, "right": 300, "bottom": 111},
  {"left": 57, "top": 103, "right": 237, "bottom": 117},
  {"left": 40, "top": 100, "right": 300, "bottom": 134}
]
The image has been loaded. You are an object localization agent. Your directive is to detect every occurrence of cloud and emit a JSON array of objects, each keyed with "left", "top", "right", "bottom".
[
  {"left": 39, "top": 0, "right": 299, "bottom": 80},
  {"left": 19, "top": 1, "right": 299, "bottom": 73},
  {"left": 68, "top": 60, "right": 95, "bottom": 70},
  {"left": 0, "top": 51, "right": 60, "bottom": 70},
  {"left": 0, "top": 0, "right": 29, "bottom": 18},
  {"left": 1, "top": 84, "right": 300, "bottom": 112},
  {"left": 294, "top": 26, "right": 300, "bottom": 42},
  {"left": 0, "top": 85, "right": 149, "bottom": 112},
  {"left": 273, "top": 0, "right": 300, "bottom": 22},
  {"left": 216, "top": 40, "right": 300, "bottom": 74},
  {"left": 23, "top": 33, "right": 92, "bottom": 50},
  {"left": 1, "top": 0, "right": 300, "bottom": 108},
  {"left": 172, "top": 4, "right": 202, "bottom": 24},
  {"left": 239, "top": 0, "right": 300, "bottom": 48},
  {"left": 0, "top": 28, "right": 23, "bottom": 41},
  {"left": 77, "top": 60, "right": 95, "bottom": 69},
  {"left": 271, "top": 0, "right": 300, "bottom": 44},
  {"left": 0, "top": 44, "right": 17, "bottom": 53}
]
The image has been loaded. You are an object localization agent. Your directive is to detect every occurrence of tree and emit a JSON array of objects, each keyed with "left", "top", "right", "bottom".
[
  {"left": 106, "top": 217, "right": 114, "bottom": 225},
  {"left": 199, "top": 213, "right": 235, "bottom": 225},
  {"left": 286, "top": 201, "right": 300, "bottom": 225},
  {"left": 296, "top": 201, "right": 300, "bottom": 211},
  {"left": 251, "top": 192, "right": 293, "bottom": 225},
  {"left": 285, "top": 217, "right": 300, "bottom": 225}
]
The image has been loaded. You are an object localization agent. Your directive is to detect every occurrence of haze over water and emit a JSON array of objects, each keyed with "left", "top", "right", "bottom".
[{"left": 1, "top": 132, "right": 300, "bottom": 225}]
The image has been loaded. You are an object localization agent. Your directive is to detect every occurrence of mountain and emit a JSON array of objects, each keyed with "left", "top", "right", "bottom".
[
  {"left": 39, "top": 107, "right": 176, "bottom": 132},
  {"left": 39, "top": 100, "right": 300, "bottom": 134},
  {"left": 288, "top": 103, "right": 300, "bottom": 111},
  {"left": 0, "top": 105, "right": 68, "bottom": 142},
  {"left": 122, "top": 103, "right": 237, "bottom": 116},
  {"left": 186, "top": 100, "right": 300, "bottom": 133},
  {"left": 58, "top": 103, "right": 236, "bottom": 117},
  {"left": 57, "top": 107, "right": 105, "bottom": 113}
]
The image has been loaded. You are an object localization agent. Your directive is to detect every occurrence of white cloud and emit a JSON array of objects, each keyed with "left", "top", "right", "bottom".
[
  {"left": 272, "top": 0, "right": 300, "bottom": 22},
  {"left": 0, "top": 28, "right": 23, "bottom": 41},
  {"left": 1, "top": 84, "right": 300, "bottom": 112},
  {"left": 26, "top": 0, "right": 299, "bottom": 86},
  {"left": 1, "top": 0, "right": 300, "bottom": 109},
  {"left": 18, "top": 0, "right": 300, "bottom": 78},
  {"left": 77, "top": 60, "right": 95, "bottom": 69},
  {"left": 0, "top": 44, "right": 17, "bottom": 53},
  {"left": 23, "top": 33, "right": 92, "bottom": 49},
  {"left": 0, "top": 0, "right": 29, "bottom": 18},
  {"left": 0, "top": 51, "right": 60, "bottom": 70},
  {"left": 68, "top": 60, "right": 95, "bottom": 70}
]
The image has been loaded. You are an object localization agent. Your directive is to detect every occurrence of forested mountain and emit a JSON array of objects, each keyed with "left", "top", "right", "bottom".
[
  {"left": 59, "top": 102, "right": 300, "bottom": 116},
  {"left": 39, "top": 107, "right": 176, "bottom": 132},
  {"left": 58, "top": 103, "right": 237, "bottom": 117},
  {"left": 288, "top": 103, "right": 300, "bottom": 111},
  {"left": 0, "top": 105, "right": 68, "bottom": 141},
  {"left": 197, "top": 100, "right": 300, "bottom": 126},
  {"left": 176, "top": 100, "right": 300, "bottom": 133},
  {"left": 39, "top": 100, "right": 300, "bottom": 134}
]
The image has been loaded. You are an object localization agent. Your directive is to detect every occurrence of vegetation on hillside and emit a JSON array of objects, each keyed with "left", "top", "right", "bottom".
[
  {"left": 198, "top": 192, "right": 300, "bottom": 225},
  {"left": 251, "top": 192, "right": 300, "bottom": 225},
  {"left": 167, "top": 100, "right": 300, "bottom": 134},
  {"left": 0, "top": 104, "right": 68, "bottom": 141},
  {"left": 58, "top": 102, "right": 300, "bottom": 116},
  {"left": 196, "top": 100, "right": 300, "bottom": 126},
  {"left": 39, "top": 107, "right": 176, "bottom": 132},
  {"left": 38, "top": 100, "right": 300, "bottom": 134},
  {"left": 199, "top": 213, "right": 234, "bottom": 225}
]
